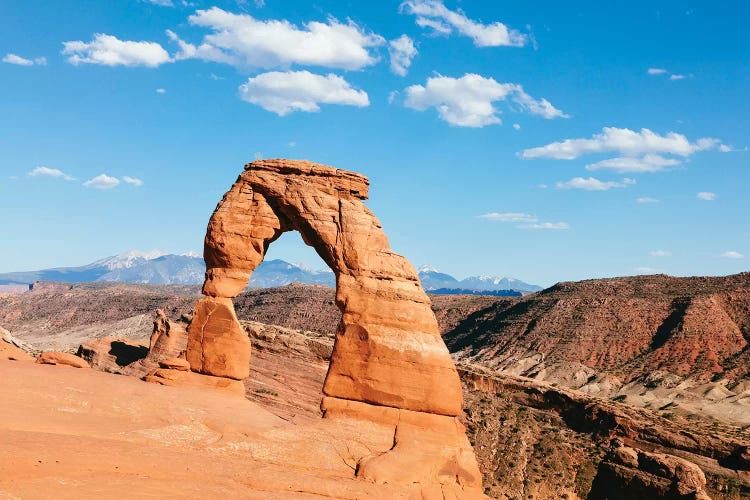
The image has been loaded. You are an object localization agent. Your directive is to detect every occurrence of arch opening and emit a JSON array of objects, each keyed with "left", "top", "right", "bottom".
[{"left": 187, "top": 159, "right": 463, "bottom": 416}]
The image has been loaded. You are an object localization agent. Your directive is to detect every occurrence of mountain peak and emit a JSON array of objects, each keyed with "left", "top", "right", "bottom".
[
  {"left": 418, "top": 264, "right": 440, "bottom": 273},
  {"left": 91, "top": 249, "right": 170, "bottom": 270}
]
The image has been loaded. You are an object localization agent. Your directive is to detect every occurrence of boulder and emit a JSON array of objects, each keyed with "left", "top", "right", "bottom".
[
  {"left": 36, "top": 351, "right": 90, "bottom": 369},
  {"left": 159, "top": 357, "right": 190, "bottom": 371},
  {"left": 186, "top": 297, "right": 250, "bottom": 380}
]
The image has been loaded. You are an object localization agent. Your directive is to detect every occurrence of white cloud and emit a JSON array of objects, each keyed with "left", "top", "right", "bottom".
[
  {"left": 555, "top": 177, "right": 635, "bottom": 191},
  {"left": 670, "top": 74, "right": 686, "bottom": 81},
  {"left": 521, "top": 127, "right": 726, "bottom": 160},
  {"left": 3, "top": 54, "right": 46, "bottom": 66},
  {"left": 143, "top": 0, "right": 174, "bottom": 5},
  {"left": 156, "top": 87, "right": 166, "bottom": 94},
  {"left": 388, "top": 35, "right": 417, "bottom": 76},
  {"left": 238, "top": 70, "right": 369, "bottom": 115},
  {"left": 650, "top": 250, "right": 672, "bottom": 257},
  {"left": 400, "top": 0, "right": 527, "bottom": 47},
  {"left": 404, "top": 73, "right": 567, "bottom": 127},
  {"left": 635, "top": 266, "right": 660, "bottom": 274},
  {"left": 122, "top": 176, "right": 143, "bottom": 186},
  {"left": 697, "top": 191, "right": 716, "bottom": 201},
  {"left": 28, "top": 166, "right": 75, "bottom": 181},
  {"left": 513, "top": 123, "right": 521, "bottom": 130},
  {"left": 387, "top": 90, "right": 399, "bottom": 104},
  {"left": 62, "top": 34, "right": 172, "bottom": 67},
  {"left": 478, "top": 212, "right": 537, "bottom": 223},
  {"left": 636, "top": 197, "right": 660, "bottom": 204},
  {"left": 83, "top": 174, "right": 120, "bottom": 189},
  {"left": 519, "top": 222, "right": 570, "bottom": 230},
  {"left": 721, "top": 251, "right": 744, "bottom": 259},
  {"left": 647, "top": 68, "right": 667, "bottom": 75},
  {"left": 478, "top": 212, "right": 568, "bottom": 230},
  {"left": 585, "top": 154, "right": 682, "bottom": 173},
  {"left": 169, "top": 7, "right": 384, "bottom": 70}
]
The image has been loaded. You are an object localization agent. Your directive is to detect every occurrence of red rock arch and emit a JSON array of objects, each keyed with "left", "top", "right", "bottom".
[{"left": 186, "top": 159, "right": 463, "bottom": 416}]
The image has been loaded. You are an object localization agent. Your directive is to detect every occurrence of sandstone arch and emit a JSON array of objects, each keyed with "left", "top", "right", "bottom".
[{"left": 187, "top": 159, "right": 463, "bottom": 416}]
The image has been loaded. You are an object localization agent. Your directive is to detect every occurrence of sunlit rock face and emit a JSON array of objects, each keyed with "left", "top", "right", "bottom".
[{"left": 190, "top": 158, "right": 463, "bottom": 416}]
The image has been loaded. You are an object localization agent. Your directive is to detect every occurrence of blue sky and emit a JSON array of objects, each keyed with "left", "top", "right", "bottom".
[{"left": 1, "top": 0, "right": 748, "bottom": 286}]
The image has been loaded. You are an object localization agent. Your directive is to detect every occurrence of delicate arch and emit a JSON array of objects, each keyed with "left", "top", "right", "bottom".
[{"left": 187, "top": 159, "right": 462, "bottom": 416}]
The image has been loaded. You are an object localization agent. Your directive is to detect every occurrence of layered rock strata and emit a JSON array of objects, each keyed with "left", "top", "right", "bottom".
[
  {"left": 189, "top": 159, "right": 463, "bottom": 416},
  {"left": 183, "top": 159, "right": 481, "bottom": 495}
]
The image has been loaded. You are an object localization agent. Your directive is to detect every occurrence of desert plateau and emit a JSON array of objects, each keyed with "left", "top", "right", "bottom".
[{"left": 3, "top": 1, "right": 748, "bottom": 498}]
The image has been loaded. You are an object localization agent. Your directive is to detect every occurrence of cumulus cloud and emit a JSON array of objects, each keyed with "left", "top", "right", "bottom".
[
  {"left": 697, "top": 191, "right": 716, "bottom": 201},
  {"left": 389, "top": 35, "right": 417, "bottom": 76},
  {"left": 62, "top": 34, "right": 172, "bottom": 67},
  {"left": 404, "top": 73, "right": 567, "bottom": 127},
  {"left": 28, "top": 166, "right": 75, "bottom": 180},
  {"left": 721, "top": 251, "right": 744, "bottom": 259},
  {"left": 585, "top": 154, "right": 682, "bottom": 173},
  {"left": 478, "top": 212, "right": 537, "bottom": 223},
  {"left": 521, "top": 127, "right": 726, "bottom": 160},
  {"left": 647, "top": 68, "right": 667, "bottom": 75},
  {"left": 555, "top": 177, "right": 635, "bottom": 191},
  {"left": 83, "top": 174, "right": 120, "bottom": 189},
  {"left": 400, "top": 0, "right": 527, "bottom": 47},
  {"left": 650, "top": 250, "right": 672, "bottom": 257},
  {"left": 2, "top": 54, "right": 46, "bottom": 66},
  {"left": 636, "top": 197, "right": 660, "bottom": 204},
  {"left": 478, "top": 212, "right": 568, "bottom": 230},
  {"left": 238, "top": 70, "right": 369, "bottom": 115},
  {"left": 168, "top": 7, "right": 384, "bottom": 70},
  {"left": 122, "top": 176, "right": 144, "bottom": 186}
]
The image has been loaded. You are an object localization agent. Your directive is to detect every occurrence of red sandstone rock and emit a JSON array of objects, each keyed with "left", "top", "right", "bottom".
[
  {"left": 194, "top": 159, "right": 463, "bottom": 416},
  {"left": 159, "top": 357, "right": 190, "bottom": 371},
  {"left": 186, "top": 297, "right": 250, "bottom": 380},
  {"left": 144, "top": 367, "right": 245, "bottom": 396},
  {"left": 36, "top": 351, "right": 90, "bottom": 368},
  {"left": 0, "top": 339, "right": 34, "bottom": 362}
]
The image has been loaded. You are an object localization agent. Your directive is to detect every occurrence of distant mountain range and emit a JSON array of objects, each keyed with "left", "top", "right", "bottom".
[
  {"left": 417, "top": 265, "right": 542, "bottom": 294},
  {"left": 0, "top": 251, "right": 541, "bottom": 294}
]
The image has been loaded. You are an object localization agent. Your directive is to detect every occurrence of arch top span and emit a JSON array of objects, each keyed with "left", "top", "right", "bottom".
[{"left": 187, "top": 158, "right": 463, "bottom": 416}]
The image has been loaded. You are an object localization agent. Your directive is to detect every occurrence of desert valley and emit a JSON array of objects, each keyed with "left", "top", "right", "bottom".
[
  {"left": 1, "top": 159, "right": 749, "bottom": 499},
  {"left": 2, "top": 1, "right": 748, "bottom": 498}
]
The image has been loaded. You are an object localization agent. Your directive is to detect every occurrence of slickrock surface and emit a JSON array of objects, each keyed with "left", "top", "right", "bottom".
[
  {"left": 192, "top": 159, "right": 463, "bottom": 416},
  {"left": 0, "top": 360, "right": 482, "bottom": 499},
  {"left": 1, "top": 338, "right": 34, "bottom": 361},
  {"left": 176, "top": 159, "right": 482, "bottom": 496}
]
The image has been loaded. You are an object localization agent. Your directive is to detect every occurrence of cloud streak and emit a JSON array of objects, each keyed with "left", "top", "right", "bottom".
[
  {"left": 400, "top": 0, "right": 527, "bottom": 47},
  {"left": 388, "top": 35, "right": 417, "bottom": 76},
  {"left": 478, "top": 212, "right": 569, "bottom": 230},
  {"left": 3, "top": 54, "right": 46, "bottom": 66},
  {"left": 28, "top": 166, "right": 75, "bottom": 180},
  {"left": 555, "top": 177, "right": 635, "bottom": 191},
  {"left": 62, "top": 34, "right": 171, "bottom": 67}
]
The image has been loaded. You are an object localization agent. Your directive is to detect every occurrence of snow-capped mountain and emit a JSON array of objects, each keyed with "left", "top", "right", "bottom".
[
  {"left": 0, "top": 252, "right": 540, "bottom": 295},
  {"left": 417, "top": 265, "right": 541, "bottom": 294},
  {"left": 0, "top": 250, "right": 335, "bottom": 288}
]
